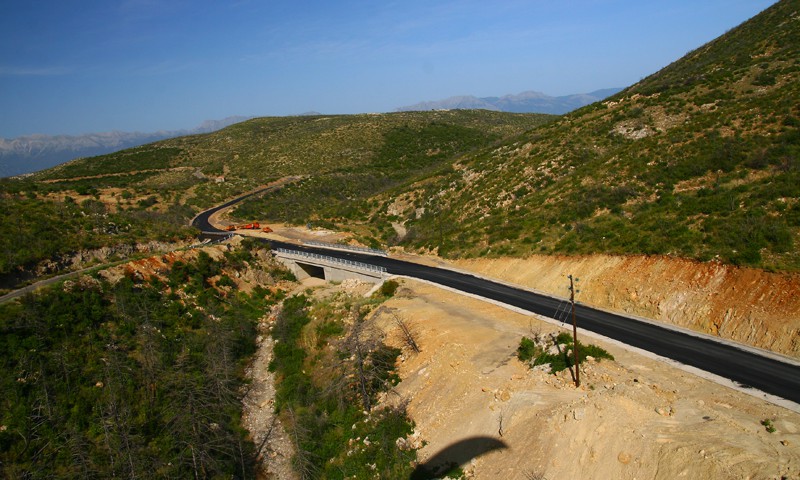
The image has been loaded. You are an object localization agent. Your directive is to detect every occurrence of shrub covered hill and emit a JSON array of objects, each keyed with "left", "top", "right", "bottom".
[
  {"left": 0, "top": 111, "right": 551, "bottom": 279},
  {"left": 3, "top": 0, "right": 798, "bottom": 278},
  {"left": 351, "top": 0, "right": 798, "bottom": 271}
]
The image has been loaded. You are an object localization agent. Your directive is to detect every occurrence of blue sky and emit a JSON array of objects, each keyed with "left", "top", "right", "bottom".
[{"left": 0, "top": 0, "right": 777, "bottom": 137}]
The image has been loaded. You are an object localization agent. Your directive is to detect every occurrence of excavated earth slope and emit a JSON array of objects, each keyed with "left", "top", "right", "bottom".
[
  {"left": 374, "top": 280, "right": 800, "bottom": 480},
  {"left": 452, "top": 254, "right": 800, "bottom": 359}
]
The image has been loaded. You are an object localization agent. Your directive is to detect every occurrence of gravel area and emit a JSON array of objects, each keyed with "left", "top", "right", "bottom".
[{"left": 241, "top": 305, "right": 298, "bottom": 480}]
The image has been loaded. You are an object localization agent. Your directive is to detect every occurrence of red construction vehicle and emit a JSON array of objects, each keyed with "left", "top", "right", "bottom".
[{"left": 225, "top": 222, "right": 260, "bottom": 231}]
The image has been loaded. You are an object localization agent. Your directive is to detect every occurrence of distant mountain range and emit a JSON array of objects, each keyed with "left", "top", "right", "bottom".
[
  {"left": 0, "top": 116, "right": 252, "bottom": 178},
  {"left": 1, "top": 88, "right": 621, "bottom": 178},
  {"left": 396, "top": 88, "right": 622, "bottom": 114}
]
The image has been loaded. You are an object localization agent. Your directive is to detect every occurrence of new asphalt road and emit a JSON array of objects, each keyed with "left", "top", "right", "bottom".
[{"left": 193, "top": 191, "right": 800, "bottom": 406}]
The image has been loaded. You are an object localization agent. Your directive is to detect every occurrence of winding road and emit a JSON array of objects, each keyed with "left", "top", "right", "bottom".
[{"left": 193, "top": 188, "right": 800, "bottom": 407}]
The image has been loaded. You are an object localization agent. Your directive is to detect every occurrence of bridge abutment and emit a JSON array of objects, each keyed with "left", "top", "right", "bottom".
[{"left": 274, "top": 248, "right": 386, "bottom": 284}]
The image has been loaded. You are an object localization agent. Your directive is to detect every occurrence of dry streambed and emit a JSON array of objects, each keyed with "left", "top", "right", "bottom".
[{"left": 241, "top": 304, "right": 297, "bottom": 480}]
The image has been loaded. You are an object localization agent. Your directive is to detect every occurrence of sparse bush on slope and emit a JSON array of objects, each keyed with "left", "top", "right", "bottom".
[{"left": 380, "top": 0, "right": 800, "bottom": 271}]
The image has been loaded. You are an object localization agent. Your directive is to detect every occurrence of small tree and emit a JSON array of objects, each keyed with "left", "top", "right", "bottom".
[
  {"left": 378, "top": 280, "right": 399, "bottom": 297},
  {"left": 339, "top": 306, "right": 402, "bottom": 413}
]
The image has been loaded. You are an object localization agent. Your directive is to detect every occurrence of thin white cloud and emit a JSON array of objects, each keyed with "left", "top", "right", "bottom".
[
  {"left": 236, "top": 0, "right": 572, "bottom": 67},
  {"left": 122, "top": 60, "right": 198, "bottom": 77},
  {"left": 0, "top": 66, "right": 73, "bottom": 77}
]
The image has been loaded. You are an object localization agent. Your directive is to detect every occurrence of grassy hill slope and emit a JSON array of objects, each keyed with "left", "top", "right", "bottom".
[
  {"left": 30, "top": 111, "right": 552, "bottom": 208},
  {"left": 374, "top": 0, "right": 799, "bottom": 271},
  {"left": 4, "top": 2, "right": 798, "bottom": 276},
  {"left": 0, "top": 111, "right": 551, "bottom": 278}
]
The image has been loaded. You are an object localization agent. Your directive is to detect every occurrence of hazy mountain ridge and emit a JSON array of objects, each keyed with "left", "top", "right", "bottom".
[
  {"left": 0, "top": 116, "right": 252, "bottom": 177},
  {"left": 0, "top": 86, "right": 618, "bottom": 178},
  {"left": 396, "top": 88, "right": 622, "bottom": 114}
]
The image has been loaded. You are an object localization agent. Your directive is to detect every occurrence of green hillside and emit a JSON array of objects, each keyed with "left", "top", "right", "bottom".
[
  {"left": 0, "top": 111, "right": 551, "bottom": 278},
  {"left": 30, "top": 110, "right": 552, "bottom": 208},
  {"left": 365, "top": 0, "right": 800, "bottom": 271},
  {"left": 3, "top": 2, "right": 797, "bottom": 276}
]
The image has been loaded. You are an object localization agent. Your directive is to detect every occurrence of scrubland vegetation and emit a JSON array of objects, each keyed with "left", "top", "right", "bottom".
[
  {"left": 518, "top": 332, "right": 614, "bottom": 374},
  {"left": 268, "top": 292, "right": 417, "bottom": 479},
  {"left": 0, "top": 188, "right": 196, "bottom": 278},
  {"left": 369, "top": 0, "right": 800, "bottom": 271},
  {"left": 0, "top": 111, "right": 550, "bottom": 284},
  {"left": 1, "top": 1, "right": 798, "bottom": 477},
  {"left": 0, "top": 243, "right": 283, "bottom": 477},
  {"left": 0, "top": 236, "right": 418, "bottom": 479}
]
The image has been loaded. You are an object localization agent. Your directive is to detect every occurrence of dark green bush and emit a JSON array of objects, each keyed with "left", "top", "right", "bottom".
[
  {"left": 519, "top": 332, "right": 614, "bottom": 374},
  {"left": 517, "top": 337, "right": 538, "bottom": 362},
  {"left": 379, "top": 279, "right": 400, "bottom": 297}
]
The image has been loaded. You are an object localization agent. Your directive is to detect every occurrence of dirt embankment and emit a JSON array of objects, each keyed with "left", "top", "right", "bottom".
[
  {"left": 374, "top": 280, "right": 800, "bottom": 480},
  {"left": 452, "top": 254, "right": 800, "bottom": 359},
  {"left": 82, "top": 242, "right": 799, "bottom": 479},
  {"left": 229, "top": 220, "right": 800, "bottom": 358}
]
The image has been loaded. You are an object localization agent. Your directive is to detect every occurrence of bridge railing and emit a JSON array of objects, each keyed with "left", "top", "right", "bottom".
[
  {"left": 303, "top": 241, "right": 388, "bottom": 257},
  {"left": 275, "top": 248, "right": 387, "bottom": 274},
  {"left": 198, "top": 232, "right": 235, "bottom": 243}
]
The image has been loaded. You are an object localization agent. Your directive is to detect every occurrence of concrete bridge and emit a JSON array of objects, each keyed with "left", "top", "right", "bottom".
[{"left": 273, "top": 248, "right": 388, "bottom": 284}]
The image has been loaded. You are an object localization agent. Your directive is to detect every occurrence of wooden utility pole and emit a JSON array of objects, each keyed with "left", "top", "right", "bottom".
[{"left": 568, "top": 274, "right": 580, "bottom": 387}]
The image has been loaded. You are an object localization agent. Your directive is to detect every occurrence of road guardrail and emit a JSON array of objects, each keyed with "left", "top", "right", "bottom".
[{"left": 275, "top": 248, "right": 387, "bottom": 274}]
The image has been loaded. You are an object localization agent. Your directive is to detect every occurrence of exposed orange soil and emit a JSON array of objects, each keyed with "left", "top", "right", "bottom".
[{"left": 452, "top": 254, "right": 800, "bottom": 358}]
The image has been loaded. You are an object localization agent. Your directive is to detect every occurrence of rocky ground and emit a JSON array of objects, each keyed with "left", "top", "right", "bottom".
[
  {"left": 241, "top": 303, "right": 298, "bottom": 480},
  {"left": 373, "top": 279, "right": 800, "bottom": 480}
]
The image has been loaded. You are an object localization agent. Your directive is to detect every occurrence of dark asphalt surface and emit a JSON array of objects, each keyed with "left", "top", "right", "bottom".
[{"left": 193, "top": 194, "right": 800, "bottom": 405}]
